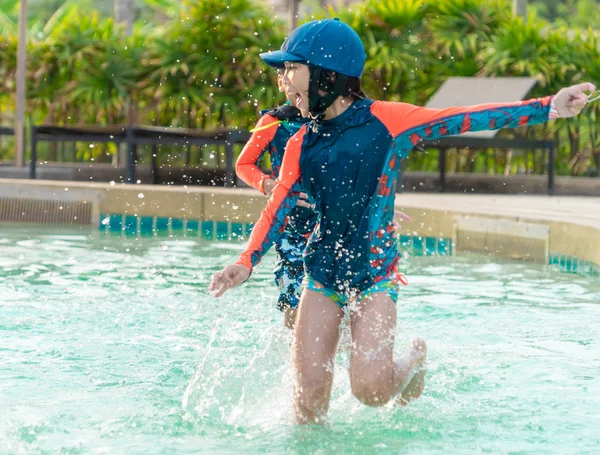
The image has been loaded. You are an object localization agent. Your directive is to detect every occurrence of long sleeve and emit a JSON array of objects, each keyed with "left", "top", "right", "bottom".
[
  {"left": 235, "top": 114, "right": 280, "bottom": 193},
  {"left": 370, "top": 96, "right": 554, "bottom": 145},
  {"left": 236, "top": 125, "right": 307, "bottom": 270}
]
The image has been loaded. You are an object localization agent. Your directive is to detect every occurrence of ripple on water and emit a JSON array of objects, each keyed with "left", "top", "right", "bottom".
[{"left": 0, "top": 228, "right": 599, "bottom": 454}]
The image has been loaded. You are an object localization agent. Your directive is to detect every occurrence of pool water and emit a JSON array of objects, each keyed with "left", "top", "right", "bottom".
[{"left": 1, "top": 226, "right": 599, "bottom": 454}]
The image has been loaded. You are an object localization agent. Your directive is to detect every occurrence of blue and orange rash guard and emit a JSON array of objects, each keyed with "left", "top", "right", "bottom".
[
  {"left": 236, "top": 113, "right": 303, "bottom": 194},
  {"left": 236, "top": 111, "right": 316, "bottom": 233},
  {"left": 236, "top": 96, "right": 555, "bottom": 291}
]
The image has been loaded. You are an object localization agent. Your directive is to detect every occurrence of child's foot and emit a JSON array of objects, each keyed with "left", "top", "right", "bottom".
[{"left": 396, "top": 337, "right": 427, "bottom": 407}]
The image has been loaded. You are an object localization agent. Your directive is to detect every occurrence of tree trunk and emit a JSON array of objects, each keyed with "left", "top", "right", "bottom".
[
  {"left": 512, "top": 0, "right": 527, "bottom": 18},
  {"left": 567, "top": 122, "right": 581, "bottom": 176},
  {"left": 114, "top": 0, "right": 133, "bottom": 36}
]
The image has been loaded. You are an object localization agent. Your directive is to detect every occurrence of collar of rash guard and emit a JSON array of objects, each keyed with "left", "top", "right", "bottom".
[{"left": 307, "top": 98, "right": 370, "bottom": 130}]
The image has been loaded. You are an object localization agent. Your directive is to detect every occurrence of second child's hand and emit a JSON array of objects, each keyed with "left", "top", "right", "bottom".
[
  {"left": 264, "top": 178, "right": 311, "bottom": 208},
  {"left": 393, "top": 210, "right": 411, "bottom": 231}
]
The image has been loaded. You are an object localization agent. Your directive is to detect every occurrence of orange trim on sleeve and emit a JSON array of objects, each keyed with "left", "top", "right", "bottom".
[
  {"left": 370, "top": 97, "right": 552, "bottom": 139},
  {"left": 235, "top": 113, "right": 279, "bottom": 193},
  {"left": 236, "top": 125, "right": 307, "bottom": 270}
]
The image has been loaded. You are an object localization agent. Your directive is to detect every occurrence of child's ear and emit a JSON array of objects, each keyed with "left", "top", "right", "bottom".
[{"left": 318, "top": 70, "right": 337, "bottom": 93}]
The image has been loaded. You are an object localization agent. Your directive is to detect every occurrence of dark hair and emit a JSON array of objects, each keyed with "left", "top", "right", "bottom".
[
  {"left": 318, "top": 70, "right": 366, "bottom": 101},
  {"left": 345, "top": 76, "right": 367, "bottom": 101}
]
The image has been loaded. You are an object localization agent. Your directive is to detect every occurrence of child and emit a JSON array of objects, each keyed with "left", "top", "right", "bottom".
[
  {"left": 236, "top": 74, "right": 317, "bottom": 329},
  {"left": 211, "top": 18, "right": 595, "bottom": 423}
]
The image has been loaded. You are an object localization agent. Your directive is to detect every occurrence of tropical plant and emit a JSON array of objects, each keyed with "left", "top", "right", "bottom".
[{"left": 0, "top": 0, "right": 599, "bottom": 178}]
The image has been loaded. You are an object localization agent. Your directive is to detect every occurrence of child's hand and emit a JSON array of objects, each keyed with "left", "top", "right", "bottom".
[
  {"left": 393, "top": 210, "right": 411, "bottom": 231},
  {"left": 263, "top": 178, "right": 276, "bottom": 195},
  {"left": 209, "top": 264, "right": 251, "bottom": 297},
  {"left": 265, "top": 178, "right": 310, "bottom": 208},
  {"left": 296, "top": 192, "right": 311, "bottom": 208},
  {"left": 554, "top": 82, "right": 596, "bottom": 118}
]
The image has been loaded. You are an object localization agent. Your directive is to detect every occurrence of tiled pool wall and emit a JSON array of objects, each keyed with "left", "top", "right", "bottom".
[
  {"left": 98, "top": 212, "right": 599, "bottom": 277},
  {"left": 548, "top": 253, "right": 600, "bottom": 277},
  {"left": 1, "top": 179, "right": 598, "bottom": 278},
  {"left": 99, "top": 212, "right": 454, "bottom": 256}
]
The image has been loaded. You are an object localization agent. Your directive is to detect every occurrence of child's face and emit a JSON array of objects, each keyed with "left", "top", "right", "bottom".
[
  {"left": 276, "top": 72, "right": 297, "bottom": 108},
  {"left": 282, "top": 62, "right": 310, "bottom": 116}
]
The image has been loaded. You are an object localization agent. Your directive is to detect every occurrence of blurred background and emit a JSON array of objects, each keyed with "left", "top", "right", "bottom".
[{"left": 0, "top": 0, "right": 599, "bottom": 180}]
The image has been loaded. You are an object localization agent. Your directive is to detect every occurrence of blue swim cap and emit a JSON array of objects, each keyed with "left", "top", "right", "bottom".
[{"left": 260, "top": 18, "right": 366, "bottom": 78}]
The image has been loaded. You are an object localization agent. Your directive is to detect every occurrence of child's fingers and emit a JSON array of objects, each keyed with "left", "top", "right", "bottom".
[
  {"left": 579, "top": 82, "right": 597, "bottom": 93},
  {"left": 215, "top": 283, "right": 230, "bottom": 298},
  {"left": 394, "top": 210, "right": 412, "bottom": 222},
  {"left": 569, "top": 82, "right": 596, "bottom": 96},
  {"left": 209, "top": 271, "right": 221, "bottom": 291},
  {"left": 568, "top": 94, "right": 589, "bottom": 114}
]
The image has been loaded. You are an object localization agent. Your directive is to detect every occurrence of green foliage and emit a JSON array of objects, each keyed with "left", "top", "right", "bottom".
[
  {"left": 0, "top": 0, "right": 599, "bottom": 177},
  {"left": 529, "top": 0, "right": 600, "bottom": 30}
]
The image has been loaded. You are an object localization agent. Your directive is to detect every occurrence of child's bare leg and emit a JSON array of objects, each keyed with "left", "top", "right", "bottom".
[
  {"left": 293, "top": 289, "right": 344, "bottom": 424},
  {"left": 284, "top": 306, "right": 297, "bottom": 330},
  {"left": 394, "top": 338, "right": 427, "bottom": 406},
  {"left": 350, "top": 292, "right": 426, "bottom": 406}
]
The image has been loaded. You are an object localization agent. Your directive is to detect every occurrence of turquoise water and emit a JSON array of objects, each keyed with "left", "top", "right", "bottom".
[{"left": 1, "top": 226, "right": 599, "bottom": 454}]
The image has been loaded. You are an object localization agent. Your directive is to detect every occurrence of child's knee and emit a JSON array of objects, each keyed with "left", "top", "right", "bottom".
[{"left": 350, "top": 370, "right": 393, "bottom": 406}]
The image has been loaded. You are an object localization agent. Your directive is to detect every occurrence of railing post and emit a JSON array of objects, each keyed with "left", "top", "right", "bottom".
[
  {"left": 126, "top": 128, "right": 136, "bottom": 184},
  {"left": 548, "top": 143, "right": 555, "bottom": 196},
  {"left": 439, "top": 147, "right": 448, "bottom": 192},
  {"left": 29, "top": 126, "right": 37, "bottom": 179},
  {"left": 225, "top": 132, "right": 235, "bottom": 188}
]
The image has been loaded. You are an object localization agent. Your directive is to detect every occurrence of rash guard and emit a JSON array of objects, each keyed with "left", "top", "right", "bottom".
[{"left": 236, "top": 96, "right": 554, "bottom": 291}]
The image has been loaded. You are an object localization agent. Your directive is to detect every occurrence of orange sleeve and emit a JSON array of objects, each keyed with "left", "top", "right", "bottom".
[
  {"left": 370, "top": 97, "right": 553, "bottom": 144},
  {"left": 236, "top": 125, "right": 307, "bottom": 270},
  {"left": 235, "top": 114, "right": 280, "bottom": 193}
]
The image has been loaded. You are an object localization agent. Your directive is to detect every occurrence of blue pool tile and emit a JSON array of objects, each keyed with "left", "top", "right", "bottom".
[
  {"left": 216, "top": 221, "right": 229, "bottom": 240},
  {"left": 231, "top": 223, "right": 243, "bottom": 240},
  {"left": 99, "top": 213, "right": 108, "bottom": 230},
  {"left": 438, "top": 238, "right": 449, "bottom": 255},
  {"left": 399, "top": 235, "right": 411, "bottom": 248},
  {"left": 186, "top": 220, "right": 199, "bottom": 233},
  {"left": 156, "top": 217, "right": 169, "bottom": 232},
  {"left": 109, "top": 214, "right": 122, "bottom": 232},
  {"left": 172, "top": 218, "right": 184, "bottom": 231},
  {"left": 201, "top": 221, "right": 214, "bottom": 240},
  {"left": 425, "top": 237, "right": 436, "bottom": 256},
  {"left": 140, "top": 216, "right": 154, "bottom": 234},
  {"left": 412, "top": 236, "right": 423, "bottom": 256},
  {"left": 565, "top": 258, "right": 573, "bottom": 272},
  {"left": 124, "top": 215, "right": 137, "bottom": 236}
]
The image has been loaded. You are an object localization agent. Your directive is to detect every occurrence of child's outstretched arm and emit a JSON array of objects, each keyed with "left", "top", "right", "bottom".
[
  {"left": 235, "top": 114, "right": 280, "bottom": 194},
  {"left": 209, "top": 125, "right": 307, "bottom": 297},
  {"left": 371, "top": 82, "right": 596, "bottom": 147}
]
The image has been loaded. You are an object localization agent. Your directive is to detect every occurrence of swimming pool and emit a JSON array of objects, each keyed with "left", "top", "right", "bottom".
[{"left": 1, "top": 226, "right": 599, "bottom": 454}]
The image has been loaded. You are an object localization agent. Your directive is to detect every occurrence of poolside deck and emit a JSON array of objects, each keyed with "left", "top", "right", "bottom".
[{"left": 397, "top": 194, "right": 600, "bottom": 229}]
